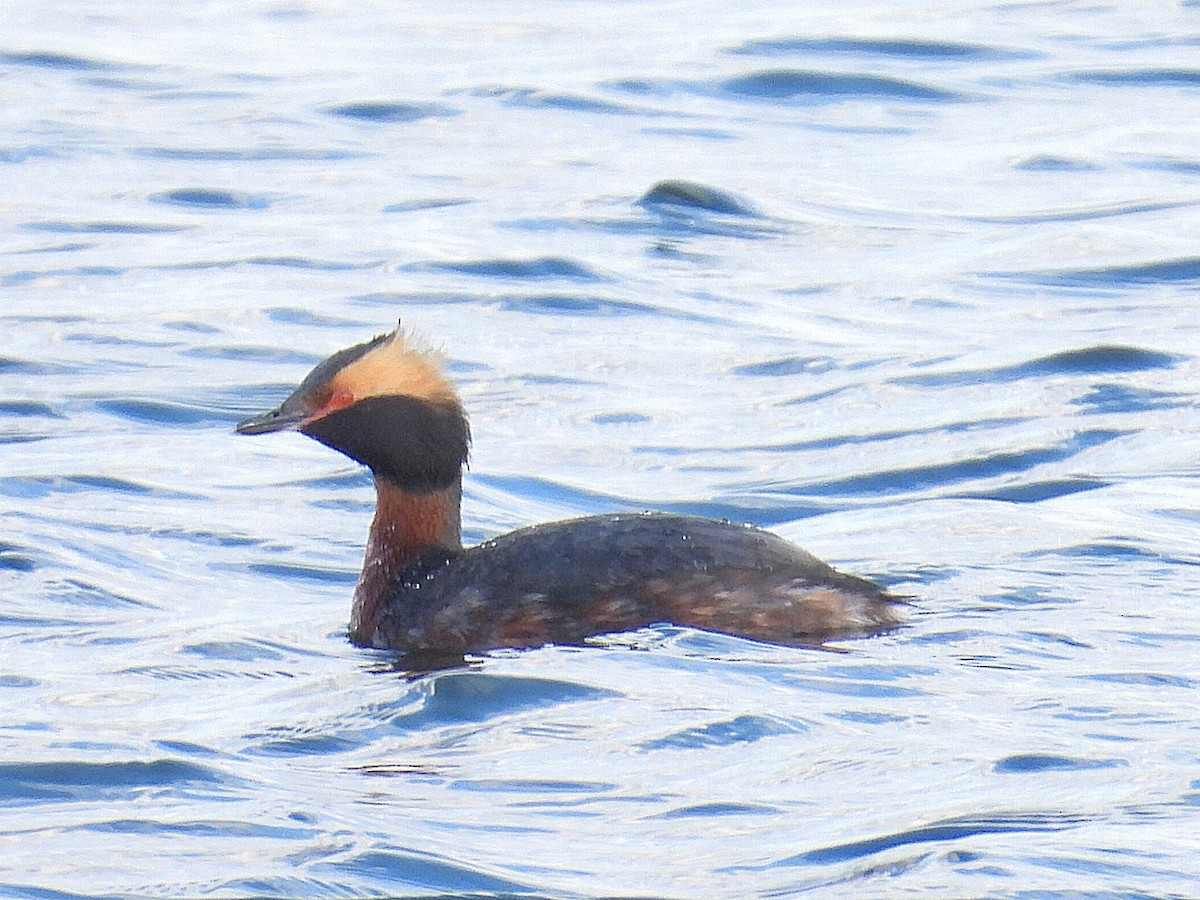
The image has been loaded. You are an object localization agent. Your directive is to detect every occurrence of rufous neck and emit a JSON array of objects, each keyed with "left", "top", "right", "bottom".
[{"left": 349, "top": 476, "right": 462, "bottom": 646}]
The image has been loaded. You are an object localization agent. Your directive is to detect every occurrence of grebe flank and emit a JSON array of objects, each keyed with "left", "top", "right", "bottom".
[{"left": 236, "top": 326, "right": 904, "bottom": 653}]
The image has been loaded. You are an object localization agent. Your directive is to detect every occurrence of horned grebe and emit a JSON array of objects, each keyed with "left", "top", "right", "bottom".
[{"left": 236, "top": 326, "right": 904, "bottom": 653}]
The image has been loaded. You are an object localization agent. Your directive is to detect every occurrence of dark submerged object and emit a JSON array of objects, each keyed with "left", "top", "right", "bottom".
[{"left": 237, "top": 326, "right": 904, "bottom": 654}]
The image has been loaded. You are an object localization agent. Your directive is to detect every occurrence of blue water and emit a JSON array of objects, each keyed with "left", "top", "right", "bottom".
[{"left": 4, "top": 1, "right": 1200, "bottom": 896}]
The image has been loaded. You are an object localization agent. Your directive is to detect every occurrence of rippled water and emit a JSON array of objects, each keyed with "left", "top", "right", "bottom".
[{"left": 4, "top": 1, "right": 1200, "bottom": 896}]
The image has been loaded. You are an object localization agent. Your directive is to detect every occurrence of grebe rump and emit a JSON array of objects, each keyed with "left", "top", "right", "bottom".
[{"left": 237, "top": 327, "right": 904, "bottom": 653}]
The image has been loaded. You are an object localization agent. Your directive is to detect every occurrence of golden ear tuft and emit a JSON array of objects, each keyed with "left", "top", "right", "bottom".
[{"left": 332, "top": 325, "right": 459, "bottom": 405}]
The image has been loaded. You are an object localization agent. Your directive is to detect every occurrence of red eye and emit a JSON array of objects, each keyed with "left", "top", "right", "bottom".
[
  {"left": 323, "top": 389, "right": 355, "bottom": 416},
  {"left": 306, "top": 387, "right": 355, "bottom": 422}
]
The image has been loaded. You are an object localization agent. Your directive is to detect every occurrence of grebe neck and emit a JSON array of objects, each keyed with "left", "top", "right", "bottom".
[{"left": 350, "top": 475, "right": 462, "bottom": 646}]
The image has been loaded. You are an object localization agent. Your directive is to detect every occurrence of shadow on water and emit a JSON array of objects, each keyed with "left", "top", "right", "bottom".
[
  {"left": 385, "top": 672, "right": 621, "bottom": 731},
  {"left": 242, "top": 669, "right": 620, "bottom": 757}
]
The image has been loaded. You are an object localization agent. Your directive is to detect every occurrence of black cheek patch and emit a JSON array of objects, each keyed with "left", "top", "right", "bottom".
[{"left": 303, "top": 396, "right": 470, "bottom": 492}]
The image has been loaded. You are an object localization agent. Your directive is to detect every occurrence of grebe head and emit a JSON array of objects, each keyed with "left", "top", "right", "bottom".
[{"left": 236, "top": 325, "right": 470, "bottom": 491}]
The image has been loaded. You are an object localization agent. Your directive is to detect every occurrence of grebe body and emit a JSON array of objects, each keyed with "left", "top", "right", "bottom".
[
  {"left": 378, "top": 512, "right": 894, "bottom": 652},
  {"left": 237, "top": 327, "right": 903, "bottom": 653}
]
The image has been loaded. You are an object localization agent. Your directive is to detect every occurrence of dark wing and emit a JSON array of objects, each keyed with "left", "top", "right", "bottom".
[{"left": 379, "top": 513, "right": 897, "bottom": 652}]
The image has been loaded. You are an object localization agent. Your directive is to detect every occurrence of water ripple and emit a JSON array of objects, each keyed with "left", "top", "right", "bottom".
[
  {"left": 0, "top": 356, "right": 50, "bottom": 375},
  {"left": 1131, "top": 155, "right": 1200, "bottom": 174},
  {"left": 451, "top": 777, "right": 615, "bottom": 796},
  {"left": 959, "top": 477, "right": 1107, "bottom": 504},
  {"left": 0, "top": 401, "right": 61, "bottom": 418},
  {"left": 185, "top": 345, "right": 318, "bottom": 366},
  {"left": 382, "top": 197, "right": 473, "bottom": 212},
  {"left": 262, "top": 307, "right": 367, "bottom": 328},
  {"left": 96, "top": 398, "right": 233, "bottom": 426},
  {"left": 718, "top": 69, "right": 961, "bottom": 102},
  {"left": 1067, "top": 69, "right": 1200, "bottom": 87},
  {"left": 1071, "top": 384, "right": 1188, "bottom": 414},
  {"left": 151, "top": 188, "right": 271, "bottom": 210},
  {"left": 408, "top": 257, "right": 602, "bottom": 281},
  {"left": 653, "top": 801, "right": 781, "bottom": 819},
  {"left": 896, "top": 345, "right": 1179, "bottom": 386},
  {"left": 606, "top": 70, "right": 962, "bottom": 103},
  {"left": 212, "top": 875, "right": 417, "bottom": 899},
  {"left": 85, "top": 817, "right": 315, "bottom": 839},
  {"left": 471, "top": 85, "right": 642, "bottom": 115},
  {"left": 994, "top": 754, "right": 1127, "bottom": 773},
  {"left": 246, "top": 256, "right": 375, "bottom": 271},
  {"left": 780, "top": 429, "right": 1125, "bottom": 498},
  {"left": 182, "top": 640, "right": 286, "bottom": 662},
  {"left": 638, "top": 715, "right": 804, "bottom": 750},
  {"left": 1012, "top": 154, "right": 1100, "bottom": 172},
  {"left": 243, "top": 563, "right": 357, "bottom": 585},
  {"left": 120, "top": 664, "right": 297, "bottom": 683},
  {"left": 4, "top": 266, "right": 124, "bottom": 286},
  {"left": 139, "top": 147, "right": 357, "bottom": 162},
  {"left": 0, "top": 759, "right": 224, "bottom": 804},
  {"left": 324, "top": 101, "right": 459, "bottom": 123},
  {"left": 0, "top": 475, "right": 200, "bottom": 501},
  {"left": 318, "top": 846, "right": 536, "bottom": 894},
  {"left": 0, "top": 50, "right": 121, "bottom": 71},
  {"left": 964, "top": 198, "right": 1200, "bottom": 224},
  {"left": 23, "top": 220, "right": 189, "bottom": 235},
  {"left": 0, "top": 541, "right": 38, "bottom": 572},
  {"left": 733, "top": 355, "right": 837, "bottom": 376},
  {"left": 484, "top": 293, "right": 664, "bottom": 317},
  {"left": 743, "top": 812, "right": 1083, "bottom": 867},
  {"left": 638, "top": 179, "right": 759, "bottom": 217},
  {"left": 47, "top": 578, "right": 154, "bottom": 610},
  {"left": 1075, "top": 672, "right": 1197, "bottom": 689},
  {"left": 390, "top": 673, "right": 621, "bottom": 731},
  {"left": 729, "top": 37, "right": 1028, "bottom": 61},
  {"left": 991, "top": 257, "right": 1200, "bottom": 287}
]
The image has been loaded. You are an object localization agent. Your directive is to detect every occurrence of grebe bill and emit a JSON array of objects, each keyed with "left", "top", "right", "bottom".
[{"left": 237, "top": 326, "right": 904, "bottom": 653}]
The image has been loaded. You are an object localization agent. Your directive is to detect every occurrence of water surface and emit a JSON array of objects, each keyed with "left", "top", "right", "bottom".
[{"left": 3, "top": 1, "right": 1200, "bottom": 896}]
